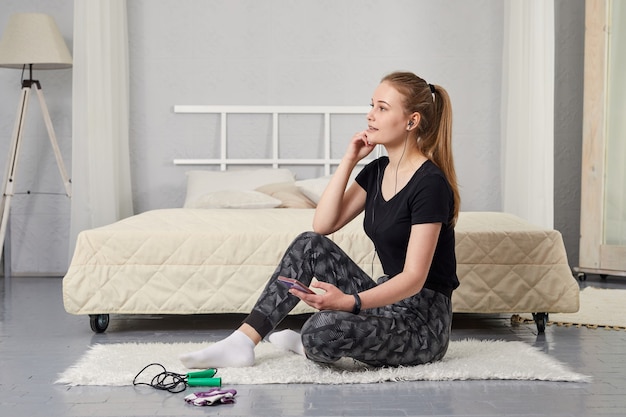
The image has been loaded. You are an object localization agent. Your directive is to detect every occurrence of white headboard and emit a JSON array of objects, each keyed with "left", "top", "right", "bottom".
[{"left": 173, "top": 105, "right": 371, "bottom": 176}]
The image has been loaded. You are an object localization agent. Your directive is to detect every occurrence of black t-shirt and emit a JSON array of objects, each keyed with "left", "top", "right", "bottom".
[{"left": 355, "top": 157, "right": 459, "bottom": 298}]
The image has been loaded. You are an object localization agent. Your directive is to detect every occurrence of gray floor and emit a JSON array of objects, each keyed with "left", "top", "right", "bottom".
[{"left": 1, "top": 275, "right": 625, "bottom": 417}]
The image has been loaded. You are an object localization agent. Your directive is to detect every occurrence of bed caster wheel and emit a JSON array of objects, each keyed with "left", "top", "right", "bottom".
[
  {"left": 577, "top": 272, "right": 586, "bottom": 281},
  {"left": 89, "top": 314, "right": 110, "bottom": 333},
  {"left": 532, "top": 312, "right": 548, "bottom": 333}
]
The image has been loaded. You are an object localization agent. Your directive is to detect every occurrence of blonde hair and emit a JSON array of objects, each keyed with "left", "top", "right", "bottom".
[{"left": 381, "top": 71, "right": 460, "bottom": 225}]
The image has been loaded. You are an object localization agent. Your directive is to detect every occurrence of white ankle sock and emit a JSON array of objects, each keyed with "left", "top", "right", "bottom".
[
  {"left": 179, "top": 330, "right": 255, "bottom": 369},
  {"left": 268, "top": 329, "right": 305, "bottom": 356}
]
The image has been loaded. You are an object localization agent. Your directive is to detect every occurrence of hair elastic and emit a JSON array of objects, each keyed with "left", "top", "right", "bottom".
[{"left": 428, "top": 83, "right": 436, "bottom": 94}]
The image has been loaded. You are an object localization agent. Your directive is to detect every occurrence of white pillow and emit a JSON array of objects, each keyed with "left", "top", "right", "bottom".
[
  {"left": 187, "top": 190, "right": 282, "bottom": 209},
  {"left": 295, "top": 173, "right": 359, "bottom": 204},
  {"left": 295, "top": 176, "right": 332, "bottom": 204},
  {"left": 255, "top": 182, "right": 316, "bottom": 209},
  {"left": 184, "top": 168, "right": 295, "bottom": 208}
]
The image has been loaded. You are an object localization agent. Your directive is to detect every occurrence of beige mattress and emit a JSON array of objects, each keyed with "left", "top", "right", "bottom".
[{"left": 63, "top": 209, "right": 579, "bottom": 317}]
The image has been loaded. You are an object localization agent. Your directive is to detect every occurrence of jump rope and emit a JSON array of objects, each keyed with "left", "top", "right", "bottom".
[
  {"left": 133, "top": 363, "right": 221, "bottom": 393},
  {"left": 133, "top": 363, "right": 238, "bottom": 406}
]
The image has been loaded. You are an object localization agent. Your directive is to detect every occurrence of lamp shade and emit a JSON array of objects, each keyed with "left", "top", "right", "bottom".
[{"left": 0, "top": 13, "right": 72, "bottom": 70}]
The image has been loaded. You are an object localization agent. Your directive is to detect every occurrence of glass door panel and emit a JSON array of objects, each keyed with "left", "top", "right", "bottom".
[{"left": 604, "top": 0, "right": 626, "bottom": 247}]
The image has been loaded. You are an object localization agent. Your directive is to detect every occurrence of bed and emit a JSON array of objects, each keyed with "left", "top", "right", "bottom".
[{"left": 62, "top": 106, "right": 579, "bottom": 333}]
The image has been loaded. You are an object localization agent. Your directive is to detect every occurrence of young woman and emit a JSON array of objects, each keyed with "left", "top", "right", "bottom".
[{"left": 180, "top": 71, "right": 460, "bottom": 368}]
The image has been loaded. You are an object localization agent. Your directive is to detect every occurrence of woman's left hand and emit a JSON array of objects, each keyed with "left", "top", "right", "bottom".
[{"left": 289, "top": 281, "right": 355, "bottom": 312}]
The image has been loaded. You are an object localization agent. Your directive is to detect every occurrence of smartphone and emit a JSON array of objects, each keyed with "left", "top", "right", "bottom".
[{"left": 277, "top": 276, "right": 315, "bottom": 294}]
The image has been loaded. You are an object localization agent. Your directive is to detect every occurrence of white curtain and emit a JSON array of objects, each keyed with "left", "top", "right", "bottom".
[
  {"left": 70, "top": 0, "right": 133, "bottom": 256},
  {"left": 501, "top": 0, "right": 555, "bottom": 229}
]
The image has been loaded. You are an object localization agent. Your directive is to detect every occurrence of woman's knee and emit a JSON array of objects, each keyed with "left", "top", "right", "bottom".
[
  {"left": 300, "top": 311, "right": 350, "bottom": 363},
  {"left": 301, "top": 311, "right": 353, "bottom": 345},
  {"left": 293, "top": 231, "right": 325, "bottom": 245},
  {"left": 300, "top": 311, "right": 324, "bottom": 343},
  {"left": 288, "top": 231, "right": 334, "bottom": 258}
]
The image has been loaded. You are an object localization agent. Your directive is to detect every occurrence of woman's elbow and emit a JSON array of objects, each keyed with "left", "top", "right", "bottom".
[{"left": 312, "top": 222, "right": 334, "bottom": 236}]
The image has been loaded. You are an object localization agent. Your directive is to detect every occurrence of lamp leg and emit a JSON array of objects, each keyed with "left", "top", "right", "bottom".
[
  {"left": 0, "top": 80, "right": 72, "bottom": 270},
  {"left": 34, "top": 84, "right": 72, "bottom": 197},
  {"left": 0, "top": 85, "right": 32, "bottom": 266}
]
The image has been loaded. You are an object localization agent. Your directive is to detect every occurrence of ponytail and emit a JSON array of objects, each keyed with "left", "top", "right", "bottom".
[
  {"left": 381, "top": 72, "right": 460, "bottom": 225},
  {"left": 429, "top": 85, "right": 460, "bottom": 226}
]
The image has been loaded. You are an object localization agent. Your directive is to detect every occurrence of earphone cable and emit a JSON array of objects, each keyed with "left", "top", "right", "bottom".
[{"left": 394, "top": 132, "right": 410, "bottom": 195}]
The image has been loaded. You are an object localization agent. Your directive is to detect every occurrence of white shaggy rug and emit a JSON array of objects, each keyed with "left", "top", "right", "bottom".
[
  {"left": 56, "top": 339, "right": 589, "bottom": 386},
  {"left": 513, "top": 287, "right": 626, "bottom": 330}
]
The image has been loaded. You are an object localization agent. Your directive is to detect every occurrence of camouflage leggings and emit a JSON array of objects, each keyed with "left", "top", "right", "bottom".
[{"left": 243, "top": 231, "right": 453, "bottom": 367}]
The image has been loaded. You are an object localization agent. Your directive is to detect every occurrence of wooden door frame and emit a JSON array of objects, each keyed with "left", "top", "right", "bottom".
[{"left": 579, "top": 0, "right": 626, "bottom": 276}]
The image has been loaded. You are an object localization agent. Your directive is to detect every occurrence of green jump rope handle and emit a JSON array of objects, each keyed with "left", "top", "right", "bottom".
[
  {"left": 187, "top": 377, "right": 221, "bottom": 387},
  {"left": 187, "top": 368, "right": 217, "bottom": 379}
]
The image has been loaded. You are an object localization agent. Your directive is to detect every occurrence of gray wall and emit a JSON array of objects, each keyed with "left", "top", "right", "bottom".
[
  {"left": 127, "top": 0, "right": 504, "bottom": 213},
  {"left": 0, "top": 0, "right": 584, "bottom": 275}
]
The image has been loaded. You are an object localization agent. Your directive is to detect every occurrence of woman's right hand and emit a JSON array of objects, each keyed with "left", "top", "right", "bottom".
[
  {"left": 345, "top": 130, "right": 376, "bottom": 163},
  {"left": 313, "top": 130, "right": 371, "bottom": 235}
]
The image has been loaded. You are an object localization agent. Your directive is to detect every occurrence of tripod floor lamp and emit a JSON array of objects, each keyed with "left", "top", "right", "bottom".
[{"left": 0, "top": 13, "right": 73, "bottom": 265}]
